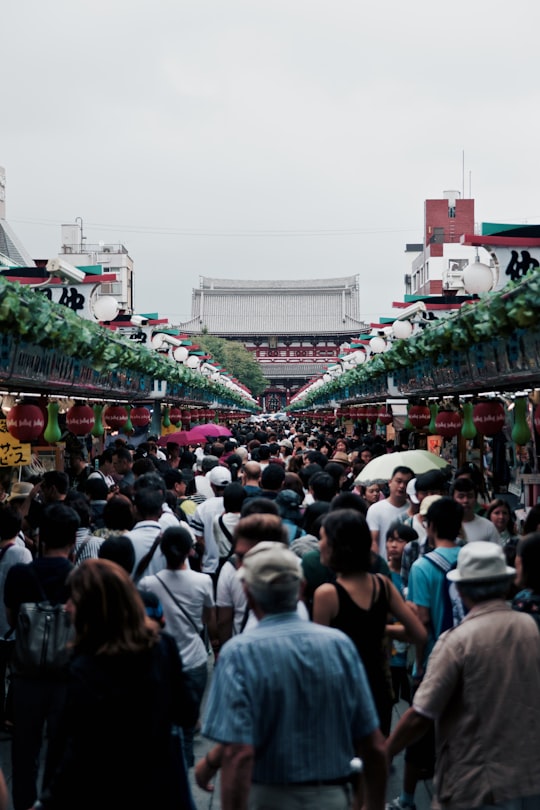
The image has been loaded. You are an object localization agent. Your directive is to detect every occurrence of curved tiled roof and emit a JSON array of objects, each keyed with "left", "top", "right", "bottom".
[{"left": 181, "top": 275, "right": 367, "bottom": 335}]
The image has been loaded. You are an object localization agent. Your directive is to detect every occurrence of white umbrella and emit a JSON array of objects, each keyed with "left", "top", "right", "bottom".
[{"left": 355, "top": 449, "right": 450, "bottom": 485}]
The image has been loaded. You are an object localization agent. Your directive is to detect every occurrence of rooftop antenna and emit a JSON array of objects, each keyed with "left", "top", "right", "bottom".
[{"left": 75, "top": 216, "right": 85, "bottom": 251}]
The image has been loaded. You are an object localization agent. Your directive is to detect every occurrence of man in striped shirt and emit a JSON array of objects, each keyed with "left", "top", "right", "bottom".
[{"left": 202, "top": 542, "right": 387, "bottom": 810}]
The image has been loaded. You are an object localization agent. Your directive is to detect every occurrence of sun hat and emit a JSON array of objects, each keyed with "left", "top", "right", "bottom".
[
  {"left": 419, "top": 494, "right": 443, "bottom": 516},
  {"left": 447, "top": 541, "right": 516, "bottom": 583},
  {"left": 207, "top": 466, "right": 232, "bottom": 487},
  {"left": 331, "top": 451, "right": 350, "bottom": 466},
  {"left": 238, "top": 541, "right": 302, "bottom": 588},
  {"left": 7, "top": 481, "right": 33, "bottom": 501}
]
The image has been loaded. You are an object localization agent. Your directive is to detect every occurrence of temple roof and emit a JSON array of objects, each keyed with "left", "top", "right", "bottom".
[
  {"left": 260, "top": 362, "right": 328, "bottom": 379},
  {"left": 181, "top": 275, "right": 367, "bottom": 335}
]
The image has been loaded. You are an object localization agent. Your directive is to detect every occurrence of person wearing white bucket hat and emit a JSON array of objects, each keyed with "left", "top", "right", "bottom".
[{"left": 387, "top": 541, "right": 540, "bottom": 810}]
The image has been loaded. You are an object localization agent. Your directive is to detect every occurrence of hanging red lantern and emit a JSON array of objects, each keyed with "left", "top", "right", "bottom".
[
  {"left": 378, "top": 406, "right": 393, "bottom": 425},
  {"left": 6, "top": 403, "right": 45, "bottom": 442},
  {"left": 66, "top": 404, "right": 95, "bottom": 436},
  {"left": 473, "top": 401, "right": 506, "bottom": 436},
  {"left": 130, "top": 406, "right": 151, "bottom": 428},
  {"left": 207, "top": 409, "right": 216, "bottom": 421},
  {"left": 435, "top": 411, "right": 462, "bottom": 437},
  {"left": 364, "top": 405, "right": 380, "bottom": 423},
  {"left": 181, "top": 409, "right": 191, "bottom": 426},
  {"left": 103, "top": 405, "right": 129, "bottom": 429},
  {"left": 408, "top": 404, "right": 431, "bottom": 429},
  {"left": 169, "top": 407, "right": 182, "bottom": 426}
]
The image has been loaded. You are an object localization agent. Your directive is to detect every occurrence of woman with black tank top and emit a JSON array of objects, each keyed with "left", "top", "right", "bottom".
[{"left": 313, "top": 509, "right": 426, "bottom": 736}]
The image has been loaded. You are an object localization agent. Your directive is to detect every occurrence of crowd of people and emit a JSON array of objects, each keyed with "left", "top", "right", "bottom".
[{"left": 0, "top": 416, "right": 539, "bottom": 810}]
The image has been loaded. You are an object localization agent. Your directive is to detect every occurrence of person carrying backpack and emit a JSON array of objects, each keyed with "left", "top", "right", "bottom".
[
  {"left": 3, "top": 502, "right": 79, "bottom": 810},
  {"left": 387, "top": 496, "right": 464, "bottom": 810}
]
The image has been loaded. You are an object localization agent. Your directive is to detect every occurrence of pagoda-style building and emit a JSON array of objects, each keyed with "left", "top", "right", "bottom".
[{"left": 180, "top": 276, "right": 369, "bottom": 410}]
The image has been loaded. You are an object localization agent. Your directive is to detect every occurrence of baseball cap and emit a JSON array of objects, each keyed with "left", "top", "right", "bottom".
[
  {"left": 419, "top": 494, "right": 443, "bottom": 516},
  {"left": 447, "top": 541, "right": 516, "bottom": 583},
  {"left": 207, "top": 466, "right": 232, "bottom": 487},
  {"left": 238, "top": 541, "right": 302, "bottom": 588},
  {"left": 406, "top": 478, "right": 419, "bottom": 504},
  {"left": 279, "top": 439, "right": 293, "bottom": 450}
]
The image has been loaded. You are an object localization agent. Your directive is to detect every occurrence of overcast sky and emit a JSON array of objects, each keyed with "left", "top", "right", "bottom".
[{"left": 3, "top": 0, "right": 540, "bottom": 325}]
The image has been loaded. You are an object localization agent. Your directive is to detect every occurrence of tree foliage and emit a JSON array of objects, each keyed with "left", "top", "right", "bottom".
[{"left": 198, "top": 332, "right": 268, "bottom": 397}]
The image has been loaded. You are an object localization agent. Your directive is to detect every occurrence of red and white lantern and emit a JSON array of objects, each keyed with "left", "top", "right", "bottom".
[
  {"left": 473, "top": 401, "right": 506, "bottom": 436},
  {"left": 130, "top": 406, "right": 151, "bottom": 428},
  {"left": 103, "top": 405, "right": 129, "bottom": 430},
  {"left": 435, "top": 411, "right": 462, "bottom": 438},
  {"left": 66, "top": 404, "right": 95, "bottom": 436},
  {"left": 408, "top": 405, "right": 431, "bottom": 429},
  {"left": 6, "top": 404, "right": 45, "bottom": 442}
]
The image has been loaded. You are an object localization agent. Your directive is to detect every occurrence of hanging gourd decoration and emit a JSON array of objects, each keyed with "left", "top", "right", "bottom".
[
  {"left": 472, "top": 400, "right": 505, "bottom": 436},
  {"left": 131, "top": 406, "right": 151, "bottom": 428},
  {"left": 43, "top": 401, "right": 62, "bottom": 444},
  {"left": 66, "top": 404, "right": 95, "bottom": 436},
  {"left": 534, "top": 404, "right": 540, "bottom": 435},
  {"left": 7, "top": 402, "right": 46, "bottom": 442},
  {"left": 408, "top": 404, "right": 431, "bottom": 429},
  {"left": 403, "top": 403, "right": 413, "bottom": 431},
  {"left": 91, "top": 404, "right": 105, "bottom": 437},
  {"left": 162, "top": 406, "right": 171, "bottom": 429},
  {"left": 428, "top": 402, "right": 439, "bottom": 434},
  {"left": 378, "top": 406, "right": 393, "bottom": 425},
  {"left": 123, "top": 405, "right": 134, "bottom": 435},
  {"left": 435, "top": 410, "right": 462, "bottom": 438},
  {"left": 511, "top": 397, "right": 531, "bottom": 446},
  {"left": 169, "top": 406, "right": 182, "bottom": 427},
  {"left": 103, "top": 405, "right": 129, "bottom": 430},
  {"left": 461, "top": 402, "right": 477, "bottom": 440}
]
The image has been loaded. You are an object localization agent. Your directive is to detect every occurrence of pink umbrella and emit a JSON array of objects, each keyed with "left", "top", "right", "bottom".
[
  {"left": 189, "top": 423, "right": 223, "bottom": 439},
  {"left": 156, "top": 431, "right": 191, "bottom": 447}
]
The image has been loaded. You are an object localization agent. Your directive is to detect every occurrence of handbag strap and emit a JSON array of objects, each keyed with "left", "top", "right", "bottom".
[
  {"left": 0, "top": 543, "right": 15, "bottom": 563},
  {"left": 134, "top": 532, "right": 162, "bottom": 581},
  {"left": 155, "top": 573, "right": 200, "bottom": 635}
]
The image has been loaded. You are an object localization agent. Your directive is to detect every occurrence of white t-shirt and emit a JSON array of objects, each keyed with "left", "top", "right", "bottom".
[
  {"left": 462, "top": 515, "right": 501, "bottom": 544},
  {"left": 216, "top": 559, "right": 309, "bottom": 636},
  {"left": 367, "top": 498, "right": 410, "bottom": 558},
  {"left": 139, "top": 568, "right": 214, "bottom": 670}
]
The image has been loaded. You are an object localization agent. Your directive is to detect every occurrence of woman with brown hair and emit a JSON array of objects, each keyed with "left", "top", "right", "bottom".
[{"left": 32, "top": 559, "right": 197, "bottom": 810}]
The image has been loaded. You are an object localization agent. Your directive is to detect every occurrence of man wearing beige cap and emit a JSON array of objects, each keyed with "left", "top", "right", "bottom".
[
  {"left": 387, "top": 541, "right": 540, "bottom": 810},
  {"left": 202, "top": 541, "right": 387, "bottom": 810}
]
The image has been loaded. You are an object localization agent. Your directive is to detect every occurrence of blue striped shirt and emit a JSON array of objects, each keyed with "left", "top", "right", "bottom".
[{"left": 202, "top": 612, "right": 379, "bottom": 783}]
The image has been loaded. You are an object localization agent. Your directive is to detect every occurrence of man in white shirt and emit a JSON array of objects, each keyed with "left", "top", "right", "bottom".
[
  {"left": 216, "top": 512, "right": 309, "bottom": 646},
  {"left": 191, "top": 466, "right": 232, "bottom": 580},
  {"left": 367, "top": 465, "right": 415, "bottom": 558},
  {"left": 452, "top": 477, "right": 501, "bottom": 543}
]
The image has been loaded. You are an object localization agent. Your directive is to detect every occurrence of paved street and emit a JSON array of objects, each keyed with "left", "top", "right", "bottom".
[{"left": 0, "top": 658, "right": 433, "bottom": 810}]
